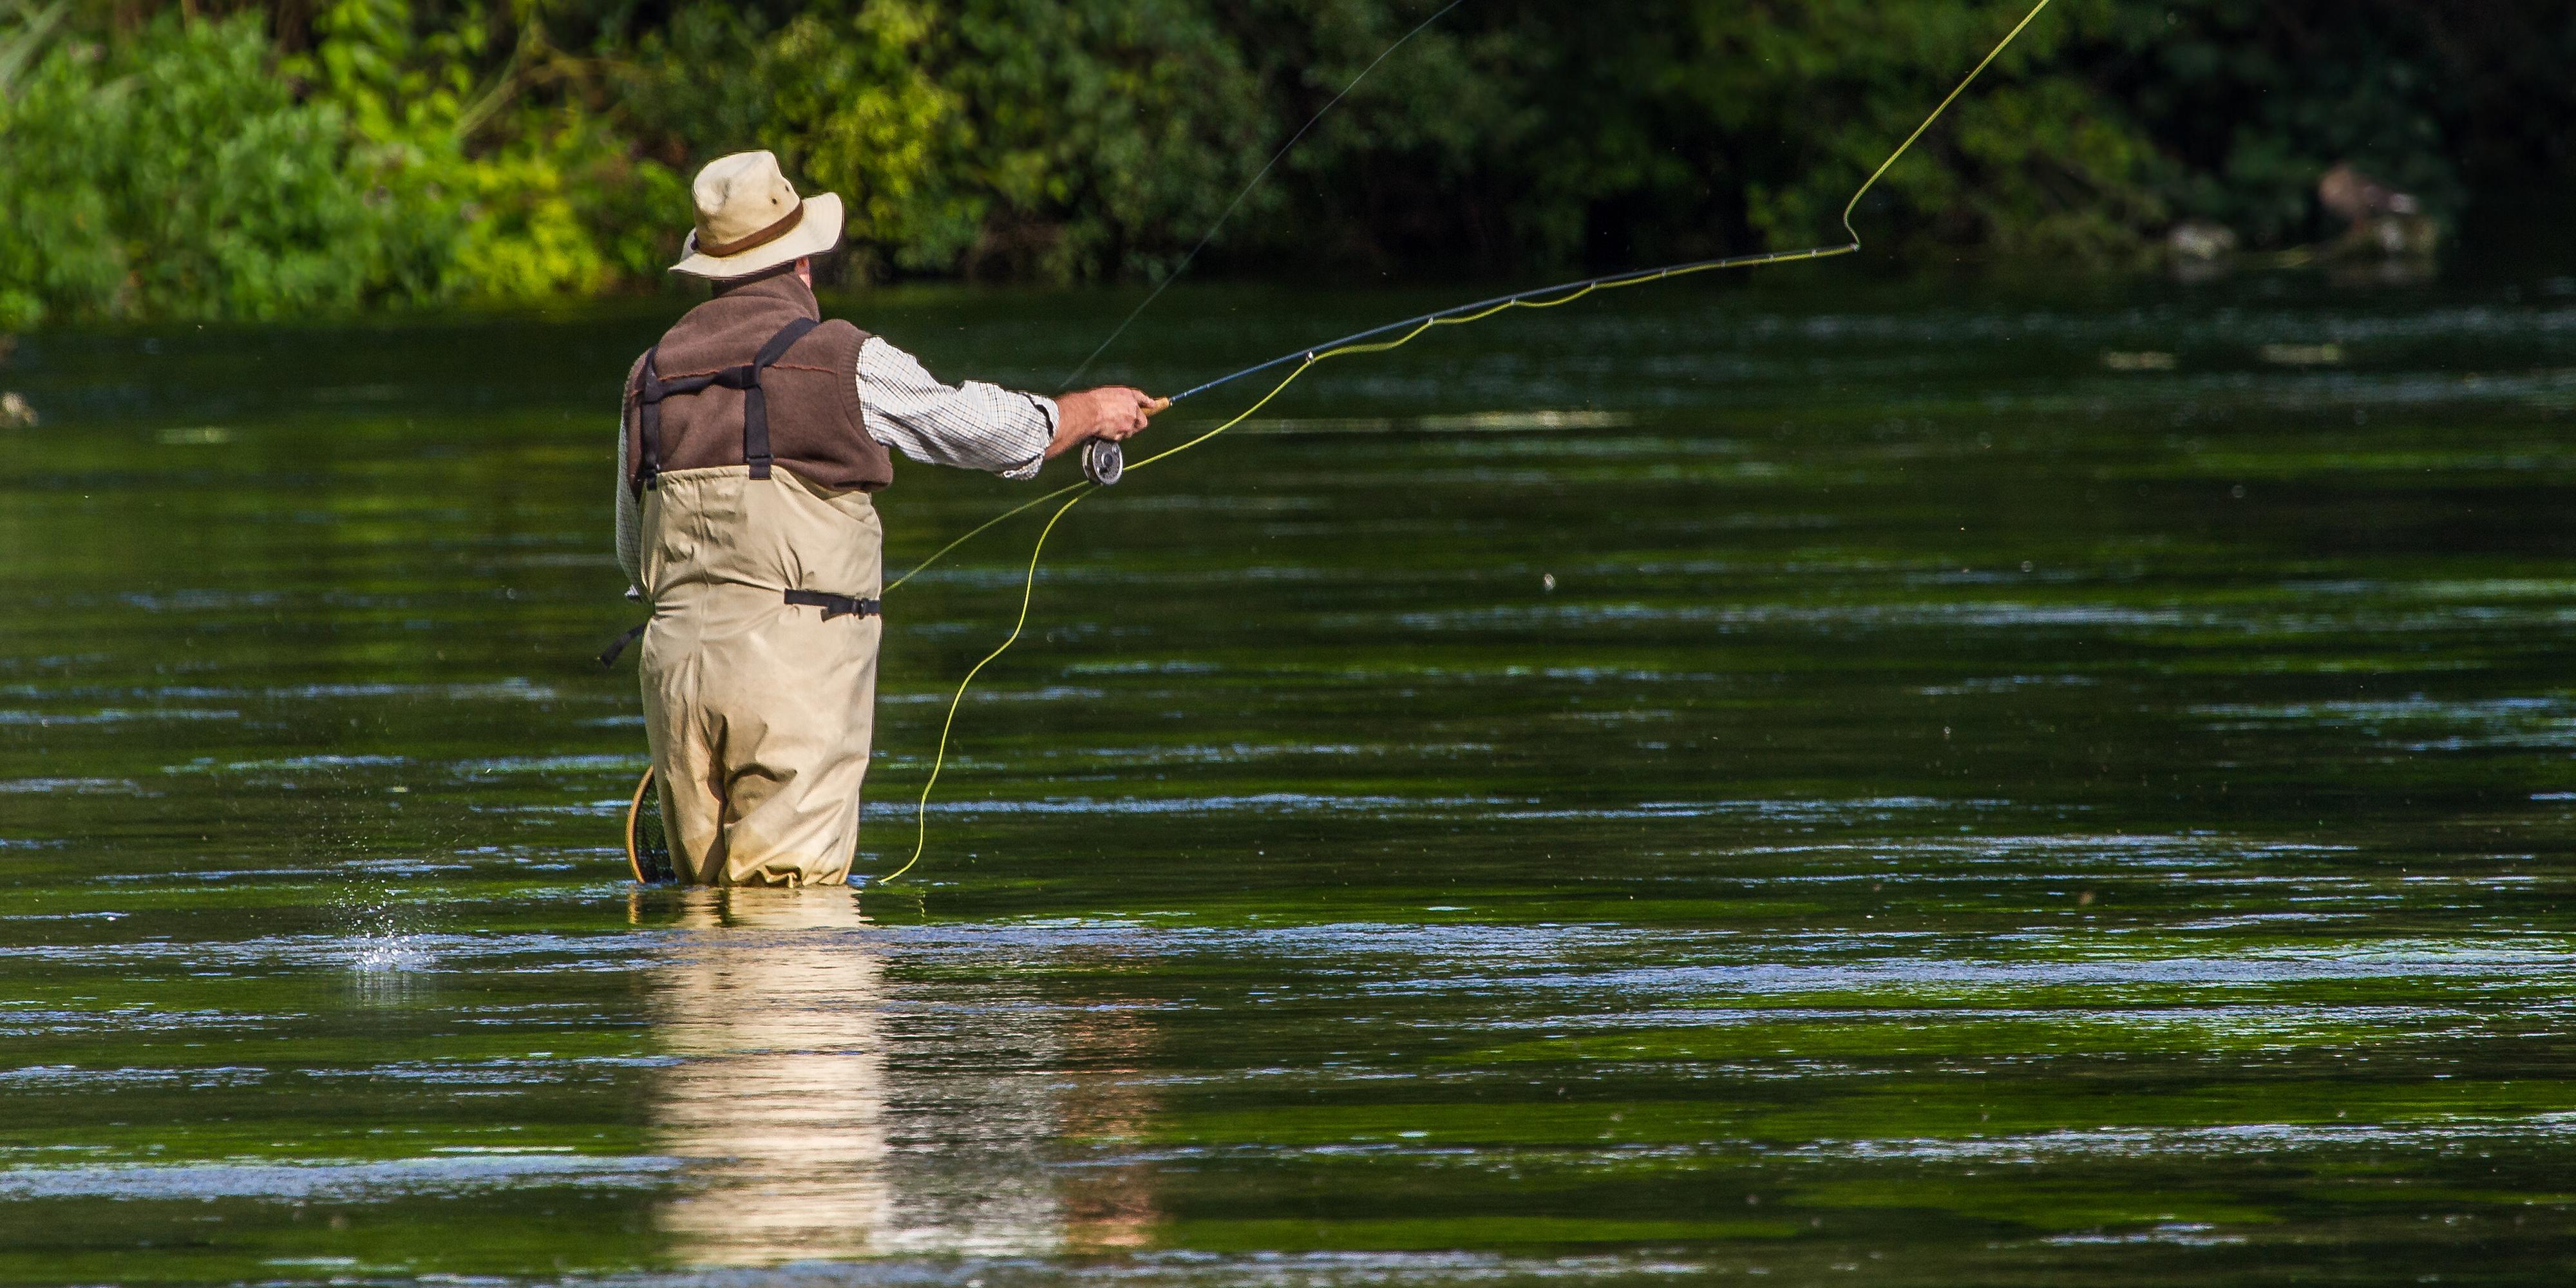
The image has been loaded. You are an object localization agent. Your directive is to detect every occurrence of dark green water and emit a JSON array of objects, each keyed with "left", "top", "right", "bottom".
[{"left": 7, "top": 270, "right": 2576, "bottom": 1284}]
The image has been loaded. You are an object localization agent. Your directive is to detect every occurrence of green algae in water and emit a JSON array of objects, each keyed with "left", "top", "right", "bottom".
[{"left": 7, "top": 278, "right": 2576, "bottom": 1283}]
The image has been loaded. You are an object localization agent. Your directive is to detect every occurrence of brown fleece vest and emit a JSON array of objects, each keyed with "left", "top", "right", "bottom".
[{"left": 623, "top": 274, "right": 892, "bottom": 493}]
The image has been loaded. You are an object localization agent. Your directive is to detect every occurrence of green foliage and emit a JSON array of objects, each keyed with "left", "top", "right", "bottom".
[
  {"left": 638, "top": 0, "right": 1269, "bottom": 281},
  {"left": 298, "top": 0, "right": 685, "bottom": 299},
  {"left": 1, "top": 0, "right": 2570, "bottom": 324},
  {"left": 0, "top": 0, "right": 678, "bottom": 325},
  {"left": 0, "top": 10, "right": 402, "bottom": 325}
]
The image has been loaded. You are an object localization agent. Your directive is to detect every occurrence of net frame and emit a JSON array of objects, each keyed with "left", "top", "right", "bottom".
[{"left": 624, "top": 768, "right": 673, "bottom": 883}]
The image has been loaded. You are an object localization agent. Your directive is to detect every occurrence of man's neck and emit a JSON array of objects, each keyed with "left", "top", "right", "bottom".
[
  {"left": 705, "top": 270, "right": 820, "bottom": 319},
  {"left": 712, "top": 264, "right": 802, "bottom": 297}
]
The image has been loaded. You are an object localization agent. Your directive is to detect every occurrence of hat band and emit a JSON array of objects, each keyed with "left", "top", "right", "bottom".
[{"left": 696, "top": 200, "right": 804, "bottom": 258}]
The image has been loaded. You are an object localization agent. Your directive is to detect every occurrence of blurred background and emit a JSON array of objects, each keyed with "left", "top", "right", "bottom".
[{"left": 4, "top": 0, "right": 2574, "bottom": 328}]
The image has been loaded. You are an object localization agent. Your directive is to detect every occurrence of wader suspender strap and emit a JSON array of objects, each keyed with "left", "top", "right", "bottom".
[
  {"left": 602, "top": 316, "right": 866, "bottom": 667},
  {"left": 743, "top": 317, "right": 820, "bottom": 481},
  {"left": 630, "top": 316, "right": 823, "bottom": 495}
]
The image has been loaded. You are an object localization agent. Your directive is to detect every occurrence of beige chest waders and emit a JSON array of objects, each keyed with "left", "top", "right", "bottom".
[{"left": 630, "top": 316, "right": 885, "bottom": 886}]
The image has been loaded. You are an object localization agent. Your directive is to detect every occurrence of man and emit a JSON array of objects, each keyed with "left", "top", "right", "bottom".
[{"left": 616, "top": 151, "right": 1162, "bottom": 886}]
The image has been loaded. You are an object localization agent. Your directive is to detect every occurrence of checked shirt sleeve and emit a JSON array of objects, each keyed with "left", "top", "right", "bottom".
[
  {"left": 614, "top": 415, "right": 641, "bottom": 593},
  {"left": 857, "top": 337, "right": 1056, "bottom": 481}
]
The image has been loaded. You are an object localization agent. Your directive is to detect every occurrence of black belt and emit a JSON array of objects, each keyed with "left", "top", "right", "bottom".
[
  {"left": 596, "top": 621, "right": 649, "bottom": 668},
  {"left": 784, "top": 589, "right": 882, "bottom": 620},
  {"left": 596, "top": 589, "right": 880, "bottom": 668}
]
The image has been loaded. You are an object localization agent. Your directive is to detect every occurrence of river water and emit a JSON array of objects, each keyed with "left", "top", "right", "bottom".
[{"left": 5, "top": 270, "right": 2576, "bottom": 1283}]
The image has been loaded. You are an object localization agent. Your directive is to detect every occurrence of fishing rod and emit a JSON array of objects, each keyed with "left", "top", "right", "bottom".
[
  {"left": 869, "top": 0, "right": 2065, "bottom": 885},
  {"left": 1068, "top": 240, "right": 1855, "bottom": 488}
]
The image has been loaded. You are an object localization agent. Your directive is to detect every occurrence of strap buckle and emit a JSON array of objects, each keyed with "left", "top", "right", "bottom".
[{"left": 784, "top": 589, "right": 882, "bottom": 620}]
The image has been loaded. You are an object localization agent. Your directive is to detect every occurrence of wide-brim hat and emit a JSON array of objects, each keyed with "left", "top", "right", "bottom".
[{"left": 670, "top": 151, "right": 846, "bottom": 280}]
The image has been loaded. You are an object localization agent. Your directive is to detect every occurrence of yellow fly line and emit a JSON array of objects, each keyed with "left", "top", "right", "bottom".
[{"left": 872, "top": 0, "right": 2060, "bottom": 884}]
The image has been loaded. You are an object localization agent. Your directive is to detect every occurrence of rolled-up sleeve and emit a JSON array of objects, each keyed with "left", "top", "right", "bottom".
[{"left": 857, "top": 337, "right": 1056, "bottom": 480}]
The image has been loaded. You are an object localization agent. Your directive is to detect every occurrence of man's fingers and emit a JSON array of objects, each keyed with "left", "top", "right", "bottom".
[
  {"left": 1125, "top": 396, "right": 1166, "bottom": 437},
  {"left": 1067, "top": 388, "right": 1162, "bottom": 444}
]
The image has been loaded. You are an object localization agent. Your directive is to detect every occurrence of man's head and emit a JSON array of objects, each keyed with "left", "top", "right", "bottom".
[{"left": 669, "top": 151, "right": 844, "bottom": 281}]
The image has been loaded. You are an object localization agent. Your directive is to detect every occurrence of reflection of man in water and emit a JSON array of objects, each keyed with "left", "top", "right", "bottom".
[
  {"left": 649, "top": 888, "right": 888, "bottom": 1260},
  {"left": 617, "top": 151, "right": 1165, "bottom": 886},
  {"left": 643, "top": 888, "right": 1161, "bottom": 1263}
]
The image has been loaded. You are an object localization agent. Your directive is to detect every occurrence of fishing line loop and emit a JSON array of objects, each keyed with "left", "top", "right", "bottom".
[
  {"left": 870, "top": 0, "right": 2060, "bottom": 884},
  {"left": 880, "top": 484, "right": 1097, "bottom": 884}
]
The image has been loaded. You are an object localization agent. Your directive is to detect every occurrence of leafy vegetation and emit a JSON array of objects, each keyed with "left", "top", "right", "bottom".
[{"left": 1, "top": 0, "right": 2570, "bottom": 324}]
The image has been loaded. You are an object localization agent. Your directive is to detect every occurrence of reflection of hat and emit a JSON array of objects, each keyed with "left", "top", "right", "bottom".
[{"left": 669, "top": 151, "right": 846, "bottom": 280}]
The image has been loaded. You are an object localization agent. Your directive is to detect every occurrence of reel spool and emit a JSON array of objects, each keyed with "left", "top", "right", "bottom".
[{"left": 1082, "top": 437, "right": 1123, "bottom": 486}]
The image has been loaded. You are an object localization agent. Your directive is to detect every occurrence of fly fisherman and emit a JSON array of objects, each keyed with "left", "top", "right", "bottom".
[{"left": 616, "top": 151, "right": 1164, "bottom": 886}]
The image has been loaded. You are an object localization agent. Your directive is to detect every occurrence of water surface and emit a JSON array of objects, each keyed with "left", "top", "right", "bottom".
[{"left": 6, "top": 270, "right": 2576, "bottom": 1283}]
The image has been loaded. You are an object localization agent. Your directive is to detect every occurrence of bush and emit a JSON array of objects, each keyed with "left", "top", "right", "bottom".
[
  {"left": 0, "top": 11, "right": 432, "bottom": 324},
  {"left": 5, "top": 0, "right": 2573, "bottom": 324},
  {"left": 0, "top": 1, "right": 679, "bottom": 324}
]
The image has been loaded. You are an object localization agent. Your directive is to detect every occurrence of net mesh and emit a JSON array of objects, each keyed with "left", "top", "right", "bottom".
[{"left": 624, "top": 768, "right": 674, "bottom": 883}]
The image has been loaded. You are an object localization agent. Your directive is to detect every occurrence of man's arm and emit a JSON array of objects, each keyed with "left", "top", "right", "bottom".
[{"left": 858, "top": 338, "right": 1161, "bottom": 479}]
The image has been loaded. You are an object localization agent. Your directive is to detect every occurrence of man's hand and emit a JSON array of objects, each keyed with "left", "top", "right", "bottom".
[{"left": 1048, "top": 386, "right": 1168, "bottom": 458}]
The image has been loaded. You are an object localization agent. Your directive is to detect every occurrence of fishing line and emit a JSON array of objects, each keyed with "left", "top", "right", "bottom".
[
  {"left": 1056, "top": 0, "right": 1469, "bottom": 392},
  {"left": 879, "top": 363, "right": 1316, "bottom": 882},
  {"left": 627, "top": 2, "right": 1466, "bottom": 883},
  {"left": 887, "top": 0, "right": 1465, "bottom": 594},
  {"left": 883, "top": 479, "right": 1085, "bottom": 596},
  {"left": 874, "top": 0, "right": 2060, "bottom": 884}
]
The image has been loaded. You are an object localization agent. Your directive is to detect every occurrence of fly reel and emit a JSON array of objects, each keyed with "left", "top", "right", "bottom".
[{"left": 1082, "top": 436, "right": 1123, "bottom": 486}]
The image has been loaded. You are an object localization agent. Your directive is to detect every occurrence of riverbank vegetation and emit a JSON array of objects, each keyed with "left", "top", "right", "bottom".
[{"left": 2, "top": 1, "right": 2570, "bottom": 325}]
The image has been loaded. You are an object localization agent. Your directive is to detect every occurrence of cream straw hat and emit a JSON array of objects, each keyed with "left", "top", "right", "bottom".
[{"left": 669, "top": 151, "right": 846, "bottom": 279}]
